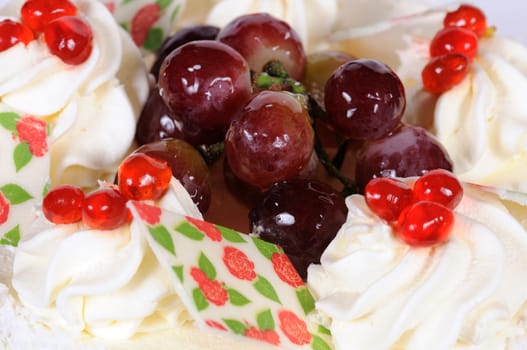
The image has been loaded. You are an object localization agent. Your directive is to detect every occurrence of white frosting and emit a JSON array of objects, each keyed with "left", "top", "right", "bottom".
[
  {"left": 308, "top": 183, "right": 527, "bottom": 350},
  {"left": 11, "top": 180, "right": 199, "bottom": 341},
  {"left": 434, "top": 36, "right": 527, "bottom": 192},
  {"left": 0, "top": 0, "right": 149, "bottom": 189}
]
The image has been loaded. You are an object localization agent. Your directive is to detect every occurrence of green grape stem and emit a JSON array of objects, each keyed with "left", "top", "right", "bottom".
[{"left": 307, "top": 97, "right": 359, "bottom": 195}]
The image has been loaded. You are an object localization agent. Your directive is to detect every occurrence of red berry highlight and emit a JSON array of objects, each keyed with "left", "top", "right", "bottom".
[
  {"left": 430, "top": 27, "right": 478, "bottom": 61},
  {"left": 443, "top": 4, "right": 487, "bottom": 38},
  {"left": 21, "top": 0, "right": 77, "bottom": 33},
  {"left": 82, "top": 188, "right": 129, "bottom": 230},
  {"left": 118, "top": 153, "right": 172, "bottom": 201},
  {"left": 43, "top": 16, "right": 93, "bottom": 65},
  {"left": 365, "top": 177, "right": 414, "bottom": 222},
  {"left": 422, "top": 53, "right": 469, "bottom": 94},
  {"left": 396, "top": 201, "right": 454, "bottom": 247},
  {"left": 43, "top": 185, "right": 84, "bottom": 224},
  {"left": 413, "top": 169, "right": 463, "bottom": 209},
  {"left": 0, "top": 19, "right": 34, "bottom": 52}
]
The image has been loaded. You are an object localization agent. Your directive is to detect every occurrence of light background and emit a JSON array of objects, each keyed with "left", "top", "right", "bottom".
[{"left": 426, "top": 1, "right": 527, "bottom": 44}]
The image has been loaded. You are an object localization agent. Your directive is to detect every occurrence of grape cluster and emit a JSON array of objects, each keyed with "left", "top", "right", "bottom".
[{"left": 134, "top": 12, "right": 454, "bottom": 278}]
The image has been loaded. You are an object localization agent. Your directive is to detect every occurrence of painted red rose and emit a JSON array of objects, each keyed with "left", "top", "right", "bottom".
[
  {"left": 190, "top": 266, "right": 228, "bottom": 306},
  {"left": 271, "top": 253, "right": 303, "bottom": 288},
  {"left": 186, "top": 216, "right": 222, "bottom": 241},
  {"left": 131, "top": 4, "right": 160, "bottom": 47},
  {"left": 245, "top": 326, "right": 281, "bottom": 346},
  {"left": 223, "top": 246, "right": 256, "bottom": 281},
  {"left": 131, "top": 201, "right": 161, "bottom": 225},
  {"left": 16, "top": 116, "right": 48, "bottom": 157},
  {"left": 278, "top": 309, "right": 311, "bottom": 345},
  {"left": 206, "top": 320, "right": 227, "bottom": 331},
  {"left": 190, "top": 266, "right": 209, "bottom": 284},
  {"left": 200, "top": 279, "right": 228, "bottom": 306},
  {"left": 0, "top": 192, "right": 9, "bottom": 225}
]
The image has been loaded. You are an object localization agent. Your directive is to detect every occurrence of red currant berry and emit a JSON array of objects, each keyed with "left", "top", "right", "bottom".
[
  {"left": 365, "top": 177, "right": 414, "bottom": 222},
  {"left": 43, "top": 185, "right": 84, "bottom": 224},
  {"left": 422, "top": 53, "right": 469, "bottom": 94},
  {"left": 443, "top": 4, "right": 487, "bottom": 38},
  {"left": 118, "top": 153, "right": 172, "bottom": 201},
  {"left": 0, "top": 19, "right": 34, "bottom": 52},
  {"left": 396, "top": 201, "right": 454, "bottom": 247},
  {"left": 413, "top": 169, "right": 463, "bottom": 209},
  {"left": 43, "top": 16, "right": 93, "bottom": 65},
  {"left": 430, "top": 27, "right": 478, "bottom": 61},
  {"left": 82, "top": 188, "right": 128, "bottom": 230},
  {"left": 21, "top": 0, "right": 77, "bottom": 33}
]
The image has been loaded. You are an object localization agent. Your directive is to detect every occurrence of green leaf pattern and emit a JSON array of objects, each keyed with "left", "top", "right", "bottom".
[
  {"left": 198, "top": 252, "right": 216, "bottom": 280},
  {"left": 297, "top": 287, "right": 316, "bottom": 315},
  {"left": 175, "top": 221, "right": 205, "bottom": 241},
  {"left": 227, "top": 288, "right": 251, "bottom": 306},
  {"left": 148, "top": 225, "right": 175, "bottom": 255},
  {"left": 252, "top": 237, "right": 281, "bottom": 260},
  {"left": 14, "top": 142, "right": 32, "bottom": 172},
  {"left": 192, "top": 288, "right": 209, "bottom": 311},
  {"left": 0, "top": 184, "right": 33, "bottom": 204},
  {"left": 0, "top": 225, "right": 20, "bottom": 247},
  {"left": 253, "top": 275, "right": 281, "bottom": 304},
  {"left": 257, "top": 309, "right": 275, "bottom": 331},
  {"left": 0, "top": 112, "right": 19, "bottom": 131}
]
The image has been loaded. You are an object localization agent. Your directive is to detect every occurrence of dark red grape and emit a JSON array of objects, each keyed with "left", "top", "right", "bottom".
[
  {"left": 151, "top": 25, "right": 220, "bottom": 80},
  {"left": 135, "top": 139, "right": 212, "bottom": 212},
  {"left": 355, "top": 124, "right": 453, "bottom": 191},
  {"left": 135, "top": 87, "right": 184, "bottom": 146},
  {"left": 303, "top": 50, "right": 354, "bottom": 107},
  {"left": 324, "top": 59, "right": 406, "bottom": 140},
  {"left": 217, "top": 13, "right": 307, "bottom": 80},
  {"left": 158, "top": 40, "right": 252, "bottom": 132},
  {"left": 249, "top": 178, "right": 347, "bottom": 279},
  {"left": 224, "top": 90, "right": 314, "bottom": 190}
]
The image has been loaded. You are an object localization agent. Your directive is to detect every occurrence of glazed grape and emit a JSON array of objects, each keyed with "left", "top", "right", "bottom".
[
  {"left": 158, "top": 40, "right": 252, "bottom": 133},
  {"left": 224, "top": 90, "right": 314, "bottom": 190},
  {"left": 217, "top": 13, "right": 307, "bottom": 80},
  {"left": 135, "top": 139, "right": 212, "bottom": 212},
  {"left": 355, "top": 124, "right": 453, "bottom": 191},
  {"left": 303, "top": 50, "right": 353, "bottom": 107},
  {"left": 151, "top": 25, "right": 220, "bottom": 80},
  {"left": 135, "top": 87, "right": 184, "bottom": 146},
  {"left": 324, "top": 59, "right": 406, "bottom": 140},
  {"left": 249, "top": 178, "right": 347, "bottom": 279}
]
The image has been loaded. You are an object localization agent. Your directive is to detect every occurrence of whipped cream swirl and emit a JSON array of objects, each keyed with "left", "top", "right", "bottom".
[
  {"left": 0, "top": 0, "right": 149, "bottom": 189},
  {"left": 12, "top": 180, "right": 201, "bottom": 340},
  {"left": 434, "top": 36, "right": 527, "bottom": 192},
  {"left": 308, "top": 183, "right": 527, "bottom": 350}
]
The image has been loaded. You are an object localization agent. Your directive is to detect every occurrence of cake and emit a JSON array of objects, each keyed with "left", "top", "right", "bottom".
[{"left": 2, "top": 0, "right": 527, "bottom": 349}]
